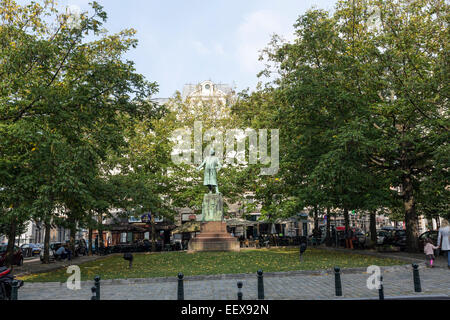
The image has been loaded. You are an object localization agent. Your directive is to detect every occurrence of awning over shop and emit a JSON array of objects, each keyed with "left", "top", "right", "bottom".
[
  {"left": 171, "top": 221, "right": 201, "bottom": 234},
  {"left": 154, "top": 221, "right": 177, "bottom": 230},
  {"left": 225, "top": 218, "right": 257, "bottom": 227},
  {"left": 274, "top": 218, "right": 297, "bottom": 224},
  {"left": 106, "top": 224, "right": 148, "bottom": 232},
  {"left": 106, "top": 221, "right": 176, "bottom": 232}
]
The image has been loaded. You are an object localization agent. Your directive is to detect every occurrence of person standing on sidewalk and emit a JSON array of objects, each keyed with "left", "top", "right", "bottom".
[
  {"left": 424, "top": 238, "right": 439, "bottom": 268},
  {"left": 345, "top": 228, "right": 354, "bottom": 250},
  {"left": 437, "top": 219, "right": 450, "bottom": 269}
]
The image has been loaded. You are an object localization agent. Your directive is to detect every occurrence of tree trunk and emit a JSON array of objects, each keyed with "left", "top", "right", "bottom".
[
  {"left": 70, "top": 223, "right": 76, "bottom": 256},
  {"left": 435, "top": 217, "right": 440, "bottom": 230},
  {"left": 97, "top": 230, "right": 103, "bottom": 252},
  {"left": 343, "top": 207, "right": 350, "bottom": 232},
  {"left": 325, "top": 207, "right": 332, "bottom": 246},
  {"left": 6, "top": 217, "right": 17, "bottom": 267},
  {"left": 88, "top": 227, "right": 93, "bottom": 256},
  {"left": 97, "top": 213, "right": 104, "bottom": 253},
  {"left": 403, "top": 174, "right": 419, "bottom": 252},
  {"left": 369, "top": 210, "right": 377, "bottom": 248},
  {"left": 333, "top": 213, "right": 337, "bottom": 246},
  {"left": 98, "top": 229, "right": 103, "bottom": 250},
  {"left": 151, "top": 215, "right": 156, "bottom": 252},
  {"left": 313, "top": 205, "right": 319, "bottom": 231},
  {"left": 43, "top": 222, "right": 51, "bottom": 264}
]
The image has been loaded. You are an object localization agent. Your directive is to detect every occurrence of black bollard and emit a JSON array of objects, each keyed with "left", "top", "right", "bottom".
[
  {"left": 237, "top": 281, "right": 243, "bottom": 300},
  {"left": 257, "top": 270, "right": 264, "bottom": 300},
  {"left": 334, "top": 266, "right": 342, "bottom": 296},
  {"left": 177, "top": 273, "right": 184, "bottom": 300},
  {"left": 94, "top": 276, "right": 101, "bottom": 300},
  {"left": 412, "top": 264, "right": 421, "bottom": 293},
  {"left": 299, "top": 237, "right": 307, "bottom": 262},
  {"left": 11, "top": 280, "right": 19, "bottom": 300},
  {"left": 378, "top": 275, "right": 384, "bottom": 300},
  {"left": 91, "top": 286, "right": 97, "bottom": 300},
  {"left": 123, "top": 253, "right": 133, "bottom": 269}
]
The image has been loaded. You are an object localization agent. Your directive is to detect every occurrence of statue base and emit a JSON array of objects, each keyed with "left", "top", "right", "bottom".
[
  {"left": 202, "top": 193, "right": 223, "bottom": 222},
  {"left": 188, "top": 221, "right": 240, "bottom": 253}
]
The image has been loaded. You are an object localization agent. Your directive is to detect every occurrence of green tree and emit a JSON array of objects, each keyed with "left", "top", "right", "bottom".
[
  {"left": 244, "top": 9, "right": 391, "bottom": 239},
  {"left": 248, "top": 0, "right": 448, "bottom": 253},
  {"left": 0, "top": 0, "right": 160, "bottom": 264},
  {"left": 333, "top": 0, "right": 449, "bottom": 251}
]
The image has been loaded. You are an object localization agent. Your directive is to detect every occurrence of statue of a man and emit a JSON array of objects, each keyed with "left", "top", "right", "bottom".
[{"left": 197, "top": 148, "right": 221, "bottom": 193}]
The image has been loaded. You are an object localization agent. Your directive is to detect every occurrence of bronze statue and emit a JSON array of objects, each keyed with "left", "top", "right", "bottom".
[{"left": 197, "top": 148, "right": 221, "bottom": 193}]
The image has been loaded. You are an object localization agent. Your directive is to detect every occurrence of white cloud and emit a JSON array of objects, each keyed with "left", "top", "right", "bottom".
[
  {"left": 192, "top": 41, "right": 225, "bottom": 56},
  {"left": 66, "top": 5, "right": 82, "bottom": 29},
  {"left": 59, "top": 0, "right": 92, "bottom": 11},
  {"left": 193, "top": 41, "right": 211, "bottom": 55},
  {"left": 236, "top": 10, "right": 295, "bottom": 73},
  {"left": 213, "top": 43, "right": 225, "bottom": 56}
]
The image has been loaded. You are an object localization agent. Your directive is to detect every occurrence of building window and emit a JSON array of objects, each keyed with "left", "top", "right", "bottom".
[
  {"left": 120, "top": 233, "right": 127, "bottom": 243},
  {"left": 204, "top": 84, "right": 210, "bottom": 90}
]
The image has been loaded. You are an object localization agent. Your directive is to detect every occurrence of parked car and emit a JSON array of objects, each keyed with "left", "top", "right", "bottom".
[
  {"left": 20, "top": 243, "right": 41, "bottom": 256},
  {"left": 50, "top": 242, "right": 63, "bottom": 251},
  {"left": 39, "top": 242, "right": 63, "bottom": 262},
  {"left": 380, "top": 226, "right": 397, "bottom": 231},
  {"left": 376, "top": 230, "right": 392, "bottom": 245},
  {"left": 0, "top": 245, "right": 23, "bottom": 267},
  {"left": 354, "top": 231, "right": 367, "bottom": 249},
  {"left": 64, "top": 239, "right": 87, "bottom": 256},
  {"left": 392, "top": 229, "right": 407, "bottom": 250}
]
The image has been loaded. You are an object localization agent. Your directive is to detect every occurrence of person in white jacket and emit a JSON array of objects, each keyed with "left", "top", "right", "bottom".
[{"left": 437, "top": 219, "right": 450, "bottom": 269}]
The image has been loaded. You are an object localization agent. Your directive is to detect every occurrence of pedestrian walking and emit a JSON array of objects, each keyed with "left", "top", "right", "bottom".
[
  {"left": 312, "top": 228, "right": 320, "bottom": 246},
  {"left": 345, "top": 228, "right": 354, "bottom": 250},
  {"left": 437, "top": 219, "right": 450, "bottom": 269},
  {"left": 424, "top": 238, "right": 439, "bottom": 268}
]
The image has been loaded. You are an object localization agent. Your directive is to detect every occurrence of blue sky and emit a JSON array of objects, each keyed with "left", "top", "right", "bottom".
[{"left": 56, "top": 0, "right": 337, "bottom": 98}]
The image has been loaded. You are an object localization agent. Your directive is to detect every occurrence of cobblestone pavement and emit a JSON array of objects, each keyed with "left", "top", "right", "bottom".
[{"left": 18, "top": 264, "right": 449, "bottom": 300}]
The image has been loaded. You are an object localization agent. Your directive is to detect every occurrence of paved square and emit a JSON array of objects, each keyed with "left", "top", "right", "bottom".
[{"left": 18, "top": 265, "right": 450, "bottom": 300}]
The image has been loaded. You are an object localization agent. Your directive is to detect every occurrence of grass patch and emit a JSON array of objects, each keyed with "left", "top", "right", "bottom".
[{"left": 20, "top": 248, "right": 405, "bottom": 283}]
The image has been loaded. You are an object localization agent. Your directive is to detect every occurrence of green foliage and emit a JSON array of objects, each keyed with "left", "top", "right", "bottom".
[
  {"left": 233, "top": 0, "right": 448, "bottom": 252},
  {"left": 0, "top": 1, "right": 161, "bottom": 259}
]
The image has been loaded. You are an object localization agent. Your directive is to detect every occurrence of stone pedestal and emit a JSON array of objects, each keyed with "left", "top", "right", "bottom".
[
  {"left": 202, "top": 193, "right": 223, "bottom": 222},
  {"left": 188, "top": 192, "right": 239, "bottom": 252},
  {"left": 188, "top": 221, "right": 240, "bottom": 252}
]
